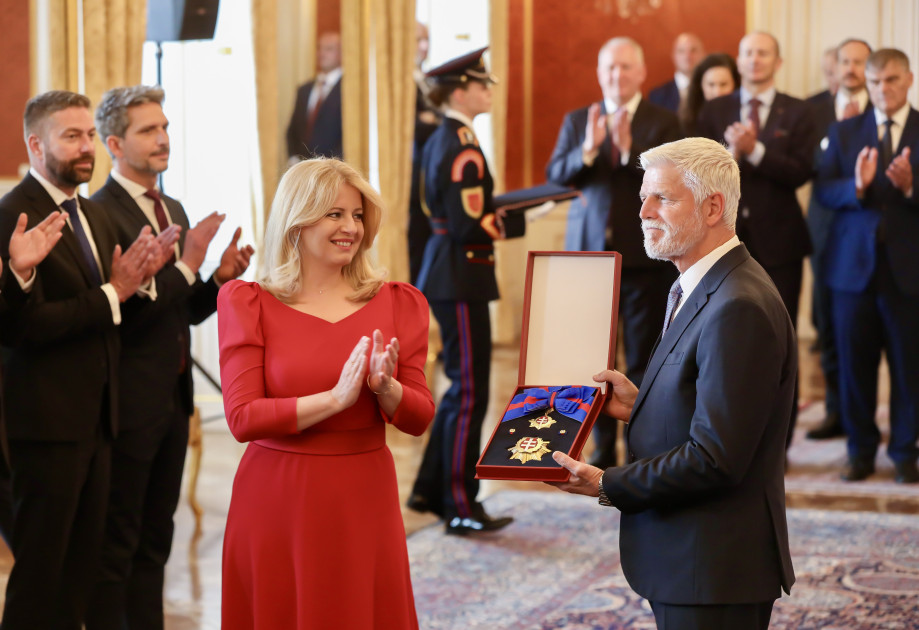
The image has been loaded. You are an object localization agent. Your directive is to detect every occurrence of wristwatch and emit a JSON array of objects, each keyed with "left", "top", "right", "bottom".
[{"left": 598, "top": 477, "right": 612, "bottom": 507}]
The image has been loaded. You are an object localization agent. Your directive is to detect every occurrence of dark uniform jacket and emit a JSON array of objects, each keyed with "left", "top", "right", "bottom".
[{"left": 416, "top": 116, "right": 504, "bottom": 302}]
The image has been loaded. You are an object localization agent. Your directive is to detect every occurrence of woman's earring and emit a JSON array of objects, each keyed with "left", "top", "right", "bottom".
[{"left": 292, "top": 229, "right": 300, "bottom": 249}]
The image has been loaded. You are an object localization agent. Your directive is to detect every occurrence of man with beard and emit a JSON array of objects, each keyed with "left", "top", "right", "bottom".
[
  {"left": 86, "top": 85, "right": 253, "bottom": 629},
  {"left": 552, "top": 137, "right": 796, "bottom": 630},
  {"left": 0, "top": 90, "right": 170, "bottom": 628},
  {"left": 547, "top": 37, "right": 680, "bottom": 469},
  {"left": 805, "top": 38, "right": 872, "bottom": 441}
]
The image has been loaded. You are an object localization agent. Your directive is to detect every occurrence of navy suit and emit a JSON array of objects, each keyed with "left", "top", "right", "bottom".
[
  {"left": 412, "top": 116, "right": 522, "bottom": 521},
  {"left": 814, "top": 107, "right": 919, "bottom": 465},
  {"left": 805, "top": 90, "right": 871, "bottom": 423},
  {"left": 603, "top": 244, "right": 795, "bottom": 622},
  {"left": 546, "top": 99, "right": 680, "bottom": 465},
  {"left": 648, "top": 79, "right": 681, "bottom": 113},
  {"left": 0, "top": 173, "right": 121, "bottom": 628},
  {"left": 85, "top": 176, "right": 219, "bottom": 629},
  {"left": 285, "top": 78, "right": 343, "bottom": 160}
]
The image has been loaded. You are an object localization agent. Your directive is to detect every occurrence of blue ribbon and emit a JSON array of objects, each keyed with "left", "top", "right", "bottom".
[{"left": 501, "top": 386, "right": 596, "bottom": 423}]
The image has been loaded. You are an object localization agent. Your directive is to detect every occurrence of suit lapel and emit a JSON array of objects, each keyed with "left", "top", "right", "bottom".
[
  {"left": 896, "top": 108, "right": 919, "bottom": 155},
  {"left": 728, "top": 91, "right": 741, "bottom": 125},
  {"left": 21, "top": 174, "right": 97, "bottom": 286},
  {"left": 79, "top": 196, "right": 111, "bottom": 282},
  {"left": 106, "top": 176, "right": 155, "bottom": 232},
  {"left": 762, "top": 92, "right": 786, "bottom": 138},
  {"left": 627, "top": 245, "right": 751, "bottom": 425}
]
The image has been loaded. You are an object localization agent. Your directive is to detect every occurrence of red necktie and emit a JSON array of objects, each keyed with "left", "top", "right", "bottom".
[
  {"left": 748, "top": 98, "right": 761, "bottom": 136},
  {"left": 607, "top": 113, "right": 621, "bottom": 166},
  {"left": 144, "top": 189, "right": 176, "bottom": 264},
  {"left": 305, "top": 77, "right": 326, "bottom": 145}
]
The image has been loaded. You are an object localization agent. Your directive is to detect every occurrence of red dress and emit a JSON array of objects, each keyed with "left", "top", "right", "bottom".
[{"left": 217, "top": 280, "right": 434, "bottom": 629}]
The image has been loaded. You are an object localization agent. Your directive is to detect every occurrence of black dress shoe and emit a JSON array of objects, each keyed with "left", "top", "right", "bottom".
[
  {"left": 445, "top": 513, "right": 513, "bottom": 536},
  {"left": 806, "top": 414, "right": 845, "bottom": 440},
  {"left": 841, "top": 458, "right": 875, "bottom": 482},
  {"left": 406, "top": 494, "right": 443, "bottom": 518},
  {"left": 895, "top": 461, "right": 919, "bottom": 484}
]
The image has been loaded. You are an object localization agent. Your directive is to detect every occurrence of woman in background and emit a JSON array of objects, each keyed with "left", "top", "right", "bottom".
[
  {"left": 681, "top": 53, "right": 742, "bottom": 135},
  {"left": 218, "top": 158, "right": 434, "bottom": 629}
]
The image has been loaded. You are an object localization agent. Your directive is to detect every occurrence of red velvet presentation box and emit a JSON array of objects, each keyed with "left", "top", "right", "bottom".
[{"left": 476, "top": 251, "right": 621, "bottom": 482}]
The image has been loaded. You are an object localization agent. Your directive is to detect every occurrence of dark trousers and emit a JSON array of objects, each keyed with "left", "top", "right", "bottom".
[
  {"left": 2, "top": 432, "right": 111, "bottom": 630},
  {"left": 650, "top": 599, "right": 775, "bottom": 630},
  {"left": 411, "top": 300, "right": 491, "bottom": 519},
  {"left": 763, "top": 260, "right": 803, "bottom": 448},
  {"left": 832, "top": 247, "right": 919, "bottom": 464},
  {"left": 86, "top": 390, "right": 189, "bottom": 630},
  {"left": 809, "top": 252, "right": 839, "bottom": 417},
  {"left": 592, "top": 265, "right": 674, "bottom": 467}
]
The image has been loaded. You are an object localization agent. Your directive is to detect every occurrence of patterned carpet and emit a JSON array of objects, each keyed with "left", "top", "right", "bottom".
[{"left": 408, "top": 491, "right": 919, "bottom": 629}]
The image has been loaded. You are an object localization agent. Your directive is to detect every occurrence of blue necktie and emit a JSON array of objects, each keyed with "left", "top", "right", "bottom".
[
  {"left": 61, "top": 198, "right": 103, "bottom": 286},
  {"left": 662, "top": 278, "right": 683, "bottom": 336}
]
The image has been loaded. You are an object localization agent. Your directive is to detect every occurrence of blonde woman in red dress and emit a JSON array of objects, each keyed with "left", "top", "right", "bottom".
[{"left": 217, "top": 158, "right": 434, "bottom": 629}]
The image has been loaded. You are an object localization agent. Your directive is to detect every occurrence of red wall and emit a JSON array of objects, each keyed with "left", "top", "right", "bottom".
[
  {"left": 0, "top": 0, "right": 30, "bottom": 177},
  {"left": 318, "top": 0, "right": 341, "bottom": 44},
  {"left": 505, "top": 0, "right": 746, "bottom": 189}
]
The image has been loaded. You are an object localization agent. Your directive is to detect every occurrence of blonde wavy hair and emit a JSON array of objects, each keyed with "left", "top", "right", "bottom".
[{"left": 258, "top": 158, "right": 386, "bottom": 302}]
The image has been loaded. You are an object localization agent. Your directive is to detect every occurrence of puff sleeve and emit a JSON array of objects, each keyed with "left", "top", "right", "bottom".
[
  {"left": 218, "top": 280, "right": 299, "bottom": 442},
  {"left": 380, "top": 282, "right": 435, "bottom": 436}
]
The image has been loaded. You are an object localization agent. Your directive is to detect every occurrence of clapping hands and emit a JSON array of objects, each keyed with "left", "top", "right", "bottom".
[{"left": 368, "top": 329, "right": 400, "bottom": 394}]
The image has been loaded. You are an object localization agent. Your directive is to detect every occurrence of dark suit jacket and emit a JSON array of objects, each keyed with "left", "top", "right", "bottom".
[
  {"left": 648, "top": 79, "right": 681, "bottom": 113},
  {"left": 286, "top": 77, "right": 344, "bottom": 160},
  {"left": 0, "top": 173, "right": 121, "bottom": 441},
  {"left": 408, "top": 85, "right": 440, "bottom": 285},
  {"left": 92, "top": 176, "right": 219, "bottom": 429},
  {"left": 814, "top": 107, "right": 919, "bottom": 295},
  {"left": 697, "top": 91, "right": 815, "bottom": 267},
  {"left": 603, "top": 244, "right": 796, "bottom": 604},
  {"left": 546, "top": 99, "right": 681, "bottom": 263}
]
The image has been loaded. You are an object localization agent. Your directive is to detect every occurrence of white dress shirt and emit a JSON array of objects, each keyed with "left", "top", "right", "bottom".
[
  {"left": 672, "top": 235, "right": 742, "bottom": 320},
  {"left": 28, "top": 168, "right": 122, "bottom": 324}
]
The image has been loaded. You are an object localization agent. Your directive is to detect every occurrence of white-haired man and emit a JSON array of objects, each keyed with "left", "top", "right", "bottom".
[
  {"left": 546, "top": 36, "right": 681, "bottom": 469},
  {"left": 552, "top": 137, "right": 796, "bottom": 629}
]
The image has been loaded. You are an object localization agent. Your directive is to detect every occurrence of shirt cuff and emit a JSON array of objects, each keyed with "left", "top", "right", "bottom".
[
  {"left": 582, "top": 147, "right": 599, "bottom": 167},
  {"left": 746, "top": 141, "right": 766, "bottom": 167},
  {"left": 12, "top": 267, "right": 36, "bottom": 292},
  {"left": 101, "top": 283, "right": 122, "bottom": 325},
  {"left": 137, "top": 277, "right": 157, "bottom": 301},
  {"left": 174, "top": 261, "right": 197, "bottom": 286}
]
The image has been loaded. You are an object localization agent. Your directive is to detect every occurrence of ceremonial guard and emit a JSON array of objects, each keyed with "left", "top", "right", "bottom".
[{"left": 408, "top": 48, "right": 523, "bottom": 534}]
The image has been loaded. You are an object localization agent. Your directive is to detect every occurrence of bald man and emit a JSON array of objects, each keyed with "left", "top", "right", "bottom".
[
  {"left": 697, "top": 31, "right": 817, "bottom": 448},
  {"left": 648, "top": 33, "right": 705, "bottom": 113}
]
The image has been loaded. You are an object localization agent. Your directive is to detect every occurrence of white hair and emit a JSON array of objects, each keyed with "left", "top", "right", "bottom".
[
  {"left": 639, "top": 137, "right": 740, "bottom": 230},
  {"left": 598, "top": 37, "right": 645, "bottom": 65}
]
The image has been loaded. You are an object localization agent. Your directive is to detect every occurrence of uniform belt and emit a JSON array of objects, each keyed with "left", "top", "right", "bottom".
[{"left": 463, "top": 244, "right": 495, "bottom": 264}]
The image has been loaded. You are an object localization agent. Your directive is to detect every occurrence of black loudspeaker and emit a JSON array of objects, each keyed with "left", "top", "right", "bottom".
[{"left": 146, "top": 0, "right": 220, "bottom": 42}]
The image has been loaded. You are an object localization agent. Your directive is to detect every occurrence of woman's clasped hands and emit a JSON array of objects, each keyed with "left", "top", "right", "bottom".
[{"left": 330, "top": 330, "right": 400, "bottom": 409}]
